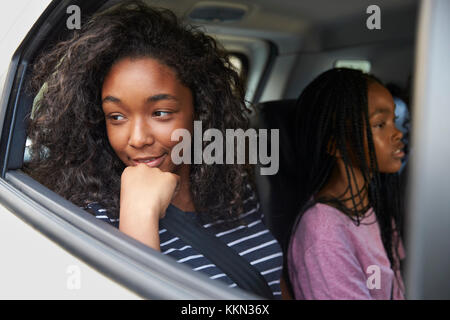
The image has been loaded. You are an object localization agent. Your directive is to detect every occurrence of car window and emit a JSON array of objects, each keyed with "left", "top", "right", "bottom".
[{"left": 0, "top": 0, "right": 256, "bottom": 299}]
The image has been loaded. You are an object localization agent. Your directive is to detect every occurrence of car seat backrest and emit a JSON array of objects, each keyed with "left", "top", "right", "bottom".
[{"left": 254, "top": 99, "right": 302, "bottom": 252}]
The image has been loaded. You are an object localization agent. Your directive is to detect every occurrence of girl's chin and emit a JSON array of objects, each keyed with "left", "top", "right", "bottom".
[{"left": 380, "top": 164, "right": 403, "bottom": 174}]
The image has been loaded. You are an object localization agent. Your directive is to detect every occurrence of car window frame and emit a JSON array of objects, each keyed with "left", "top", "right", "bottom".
[{"left": 404, "top": 0, "right": 450, "bottom": 299}]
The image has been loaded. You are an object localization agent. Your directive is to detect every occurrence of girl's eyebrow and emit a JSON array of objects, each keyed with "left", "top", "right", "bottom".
[
  {"left": 102, "top": 95, "right": 121, "bottom": 103},
  {"left": 370, "top": 107, "right": 392, "bottom": 118},
  {"left": 147, "top": 93, "right": 178, "bottom": 102},
  {"left": 102, "top": 94, "right": 178, "bottom": 103}
]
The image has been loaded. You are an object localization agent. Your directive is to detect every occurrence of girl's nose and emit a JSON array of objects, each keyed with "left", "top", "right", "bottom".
[
  {"left": 392, "top": 125, "right": 404, "bottom": 142},
  {"left": 128, "top": 120, "right": 154, "bottom": 148}
]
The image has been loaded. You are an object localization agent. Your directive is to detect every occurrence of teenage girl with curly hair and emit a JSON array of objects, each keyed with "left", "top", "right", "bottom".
[{"left": 24, "top": 1, "right": 283, "bottom": 298}]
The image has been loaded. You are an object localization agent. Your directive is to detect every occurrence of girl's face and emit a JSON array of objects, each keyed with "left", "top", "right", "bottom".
[
  {"left": 367, "top": 81, "right": 404, "bottom": 173},
  {"left": 101, "top": 57, "right": 194, "bottom": 174}
]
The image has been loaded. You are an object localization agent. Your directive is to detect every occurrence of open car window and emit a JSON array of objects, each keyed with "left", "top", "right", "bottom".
[{"left": 0, "top": 0, "right": 258, "bottom": 299}]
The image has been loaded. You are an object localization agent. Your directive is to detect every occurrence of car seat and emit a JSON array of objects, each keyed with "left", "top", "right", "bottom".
[{"left": 254, "top": 99, "right": 302, "bottom": 253}]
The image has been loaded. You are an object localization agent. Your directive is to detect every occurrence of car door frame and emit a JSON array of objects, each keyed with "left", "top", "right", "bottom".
[
  {"left": 0, "top": 0, "right": 258, "bottom": 299},
  {"left": 405, "top": 0, "right": 450, "bottom": 299}
]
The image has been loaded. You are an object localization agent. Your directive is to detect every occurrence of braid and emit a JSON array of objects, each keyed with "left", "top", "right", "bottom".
[{"left": 290, "top": 68, "right": 403, "bottom": 281}]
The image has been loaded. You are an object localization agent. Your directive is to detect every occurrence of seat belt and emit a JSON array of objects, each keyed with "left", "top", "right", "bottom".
[{"left": 160, "top": 205, "right": 274, "bottom": 299}]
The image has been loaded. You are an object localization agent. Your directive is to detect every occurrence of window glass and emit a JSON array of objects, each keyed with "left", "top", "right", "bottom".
[
  {"left": 229, "top": 52, "right": 249, "bottom": 90},
  {"left": 334, "top": 59, "right": 371, "bottom": 73}
]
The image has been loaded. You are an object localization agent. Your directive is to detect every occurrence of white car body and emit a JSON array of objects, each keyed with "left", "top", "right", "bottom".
[{"left": 0, "top": 0, "right": 139, "bottom": 299}]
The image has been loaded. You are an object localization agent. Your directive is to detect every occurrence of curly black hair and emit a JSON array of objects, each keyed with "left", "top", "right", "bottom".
[
  {"left": 287, "top": 68, "right": 404, "bottom": 289},
  {"left": 24, "top": 1, "right": 254, "bottom": 225}
]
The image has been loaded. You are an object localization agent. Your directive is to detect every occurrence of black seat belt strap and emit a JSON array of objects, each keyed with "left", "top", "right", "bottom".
[{"left": 160, "top": 205, "right": 274, "bottom": 299}]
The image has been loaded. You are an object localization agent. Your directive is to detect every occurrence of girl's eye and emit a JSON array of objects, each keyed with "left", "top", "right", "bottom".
[
  {"left": 373, "top": 122, "right": 386, "bottom": 129},
  {"left": 153, "top": 111, "right": 172, "bottom": 118},
  {"left": 107, "top": 114, "right": 125, "bottom": 121}
]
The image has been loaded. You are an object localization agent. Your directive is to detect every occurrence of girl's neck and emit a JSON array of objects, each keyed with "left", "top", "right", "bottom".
[
  {"left": 171, "top": 164, "right": 196, "bottom": 212},
  {"left": 317, "top": 159, "right": 370, "bottom": 212}
]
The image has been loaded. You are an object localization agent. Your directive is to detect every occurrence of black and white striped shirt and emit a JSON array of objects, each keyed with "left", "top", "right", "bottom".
[{"left": 84, "top": 199, "right": 283, "bottom": 299}]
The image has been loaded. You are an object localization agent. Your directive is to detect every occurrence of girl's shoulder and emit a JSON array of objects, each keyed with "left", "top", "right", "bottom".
[
  {"left": 301, "top": 202, "right": 350, "bottom": 227},
  {"left": 292, "top": 202, "right": 356, "bottom": 246}
]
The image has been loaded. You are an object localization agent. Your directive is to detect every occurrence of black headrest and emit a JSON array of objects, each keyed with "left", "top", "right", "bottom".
[
  {"left": 256, "top": 99, "right": 301, "bottom": 252},
  {"left": 257, "top": 99, "right": 298, "bottom": 177}
]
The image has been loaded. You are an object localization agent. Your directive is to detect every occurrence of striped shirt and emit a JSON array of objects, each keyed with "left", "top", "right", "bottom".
[{"left": 84, "top": 198, "right": 283, "bottom": 299}]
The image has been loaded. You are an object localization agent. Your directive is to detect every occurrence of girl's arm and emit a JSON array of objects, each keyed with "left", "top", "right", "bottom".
[{"left": 119, "top": 164, "right": 179, "bottom": 251}]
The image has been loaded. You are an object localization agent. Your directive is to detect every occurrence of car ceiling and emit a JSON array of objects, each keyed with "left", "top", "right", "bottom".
[
  {"left": 135, "top": 0, "right": 418, "bottom": 53},
  {"left": 144, "top": 0, "right": 416, "bottom": 31}
]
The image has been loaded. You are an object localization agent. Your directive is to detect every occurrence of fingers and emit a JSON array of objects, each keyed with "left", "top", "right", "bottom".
[{"left": 120, "top": 165, "right": 181, "bottom": 218}]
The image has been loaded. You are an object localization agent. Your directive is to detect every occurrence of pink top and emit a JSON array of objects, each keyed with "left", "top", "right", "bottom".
[{"left": 288, "top": 203, "right": 405, "bottom": 300}]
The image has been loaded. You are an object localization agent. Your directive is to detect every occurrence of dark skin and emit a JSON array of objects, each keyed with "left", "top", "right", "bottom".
[
  {"left": 101, "top": 57, "right": 196, "bottom": 250},
  {"left": 102, "top": 57, "right": 288, "bottom": 296},
  {"left": 102, "top": 60, "right": 400, "bottom": 284},
  {"left": 318, "top": 82, "right": 404, "bottom": 211}
]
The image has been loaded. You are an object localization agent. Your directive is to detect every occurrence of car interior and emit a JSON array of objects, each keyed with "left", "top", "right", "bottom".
[{"left": 1, "top": 0, "right": 449, "bottom": 299}]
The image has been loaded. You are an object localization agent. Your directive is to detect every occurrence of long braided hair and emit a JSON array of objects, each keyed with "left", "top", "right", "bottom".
[{"left": 289, "top": 68, "right": 403, "bottom": 282}]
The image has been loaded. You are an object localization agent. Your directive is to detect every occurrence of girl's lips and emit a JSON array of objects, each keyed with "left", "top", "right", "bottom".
[
  {"left": 392, "top": 149, "right": 405, "bottom": 159},
  {"left": 132, "top": 153, "right": 167, "bottom": 168}
]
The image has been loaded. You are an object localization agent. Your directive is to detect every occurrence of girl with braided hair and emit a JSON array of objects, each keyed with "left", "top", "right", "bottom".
[{"left": 287, "top": 68, "right": 406, "bottom": 299}]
